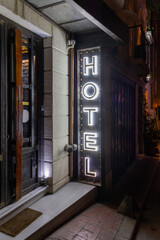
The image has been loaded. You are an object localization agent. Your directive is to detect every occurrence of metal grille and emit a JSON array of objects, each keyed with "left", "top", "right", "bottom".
[{"left": 111, "top": 72, "right": 135, "bottom": 182}]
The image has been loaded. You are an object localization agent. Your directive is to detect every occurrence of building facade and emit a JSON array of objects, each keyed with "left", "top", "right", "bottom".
[{"left": 0, "top": 0, "right": 150, "bottom": 213}]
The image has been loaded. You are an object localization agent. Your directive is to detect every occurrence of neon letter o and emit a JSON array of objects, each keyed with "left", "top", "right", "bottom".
[{"left": 82, "top": 82, "right": 99, "bottom": 100}]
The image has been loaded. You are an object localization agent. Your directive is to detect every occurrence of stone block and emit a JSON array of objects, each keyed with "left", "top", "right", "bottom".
[
  {"left": 44, "top": 48, "right": 52, "bottom": 71},
  {"left": 53, "top": 72, "right": 68, "bottom": 95},
  {"left": 52, "top": 27, "right": 67, "bottom": 53},
  {"left": 51, "top": 176, "right": 69, "bottom": 193},
  {"left": 44, "top": 37, "right": 52, "bottom": 48},
  {"left": 16, "top": 0, "right": 24, "bottom": 17},
  {"left": 44, "top": 140, "right": 53, "bottom": 162},
  {"left": 53, "top": 116, "right": 69, "bottom": 138},
  {"left": 24, "top": 4, "right": 52, "bottom": 35},
  {"left": 53, "top": 95, "right": 69, "bottom": 117},
  {"left": 1, "top": 0, "right": 16, "bottom": 12},
  {"left": 44, "top": 71, "right": 52, "bottom": 94},
  {"left": 44, "top": 94, "right": 52, "bottom": 116},
  {"left": 53, "top": 49, "right": 68, "bottom": 75},
  {"left": 53, "top": 157, "right": 69, "bottom": 184},
  {"left": 44, "top": 117, "right": 52, "bottom": 139},
  {"left": 37, "top": 15, "right": 52, "bottom": 35},
  {"left": 53, "top": 136, "right": 69, "bottom": 161},
  {"left": 23, "top": 4, "right": 38, "bottom": 27}
]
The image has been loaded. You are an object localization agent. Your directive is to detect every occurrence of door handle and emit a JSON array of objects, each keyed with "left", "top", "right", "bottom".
[{"left": 64, "top": 144, "right": 77, "bottom": 153}]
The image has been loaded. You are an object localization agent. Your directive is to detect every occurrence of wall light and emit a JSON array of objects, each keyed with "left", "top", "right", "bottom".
[
  {"left": 67, "top": 39, "right": 76, "bottom": 47},
  {"left": 67, "top": 39, "right": 76, "bottom": 51}
]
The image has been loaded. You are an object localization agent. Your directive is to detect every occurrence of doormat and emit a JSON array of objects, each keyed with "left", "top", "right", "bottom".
[{"left": 0, "top": 208, "right": 42, "bottom": 237}]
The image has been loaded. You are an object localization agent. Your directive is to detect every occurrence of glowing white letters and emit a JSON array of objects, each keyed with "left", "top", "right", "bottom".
[
  {"left": 82, "top": 82, "right": 99, "bottom": 100},
  {"left": 83, "top": 56, "right": 98, "bottom": 76},
  {"left": 84, "top": 132, "right": 98, "bottom": 151},
  {"left": 83, "top": 107, "right": 98, "bottom": 126},
  {"left": 85, "top": 157, "right": 97, "bottom": 177},
  {"left": 79, "top": 48, "right": 101, "bottom": 182}
]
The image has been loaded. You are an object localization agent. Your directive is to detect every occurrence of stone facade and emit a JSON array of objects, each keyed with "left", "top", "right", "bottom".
[{"left": 0, "top": 0, "right": 70, "bottom": 193}]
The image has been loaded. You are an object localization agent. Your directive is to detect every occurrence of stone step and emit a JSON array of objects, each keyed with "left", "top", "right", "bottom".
[{"left": 0, "top": 182, "right": 97, "bottom": 240}]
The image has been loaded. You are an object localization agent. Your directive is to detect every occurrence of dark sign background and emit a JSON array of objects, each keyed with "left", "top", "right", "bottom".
[{"left": 78, "top": 47, "right": 102, "bottom": 186}]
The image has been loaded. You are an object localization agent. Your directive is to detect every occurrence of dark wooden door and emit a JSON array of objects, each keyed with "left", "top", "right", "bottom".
[
  {"left": 0, "top": 20, "right": 42, "bottom": 207},
  {"left": 8, "top": 29, "right": 39, "bottom": 200},
  {"left": 0, "top": 18, "right": 44, "bottom": 209}
]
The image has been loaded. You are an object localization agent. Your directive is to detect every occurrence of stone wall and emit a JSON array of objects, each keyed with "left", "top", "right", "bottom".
[{"left": 0, "top": 0, "right": 70, "bottom": 193}]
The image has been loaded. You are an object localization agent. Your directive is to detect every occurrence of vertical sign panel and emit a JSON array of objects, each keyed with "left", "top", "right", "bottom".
[{"left": 78, "top": 47, "right": 101, "bottom": 186}]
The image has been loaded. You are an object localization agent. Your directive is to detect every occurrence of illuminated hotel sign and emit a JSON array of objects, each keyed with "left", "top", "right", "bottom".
[{"left": 78, "top": 47, "right": 101, "bottom": 186}]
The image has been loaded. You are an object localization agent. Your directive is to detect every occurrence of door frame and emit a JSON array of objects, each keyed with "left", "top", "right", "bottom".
[
  {"left": 0, "top": 15, "right": 44, "bottom": 208},
  {"left": 0, "top": 19, "right": 8, "bottom": 208}
]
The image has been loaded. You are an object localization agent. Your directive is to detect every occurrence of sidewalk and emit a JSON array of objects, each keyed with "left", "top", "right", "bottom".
[
  {"left": 45, "top": 202, "right": 135, "bottom": 240},
  {"left": 44, "top": 156, "right": 158, "bottom": 240},
  {"left": 135, "top": 160, "right": 160, "bottom": 240}
]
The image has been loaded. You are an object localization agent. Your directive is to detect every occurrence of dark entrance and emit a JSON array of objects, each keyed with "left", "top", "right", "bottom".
[
  {"left": 111, "top": 71, "right": 136, "bottom": 182},
  {"left": 0, "top": 17, "right": 43, "bottom": 208}
]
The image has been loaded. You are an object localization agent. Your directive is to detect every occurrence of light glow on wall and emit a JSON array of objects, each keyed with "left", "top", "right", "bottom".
[
  {"left": 44, "top": 168, "right": 49, "bottom": 178},
  {"left": 78, "top": 47, "right": 101, "bottom": 186},
  {"left": 44, "top": 163, "right": 52, "bottom": 179}
]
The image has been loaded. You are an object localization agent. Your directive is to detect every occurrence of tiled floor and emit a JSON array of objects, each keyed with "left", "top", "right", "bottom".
[{"left": 45, "top": 203, "right": 125, "bottom": 240}]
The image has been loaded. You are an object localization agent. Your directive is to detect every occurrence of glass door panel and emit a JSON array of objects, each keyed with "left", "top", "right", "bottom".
[{"left": 22, "top": 37, "right": 38, "bottom": 194}]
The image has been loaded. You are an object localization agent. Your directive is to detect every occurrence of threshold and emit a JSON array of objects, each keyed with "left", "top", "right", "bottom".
[{"left": 0, "top": 182, "right": 97, "bottom": 240}]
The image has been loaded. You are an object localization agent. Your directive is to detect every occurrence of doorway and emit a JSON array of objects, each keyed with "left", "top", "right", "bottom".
[{"left": 0, "top": 18, "right": 44, "bottom": 208}]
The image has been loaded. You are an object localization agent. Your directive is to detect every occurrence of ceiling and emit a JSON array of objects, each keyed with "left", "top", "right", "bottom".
[
  {"left": 24, "top": 0, "right": 99, "bottom": 34},
  {"left": 23, "top": 0, "right": 128, "bottom": 45}
]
